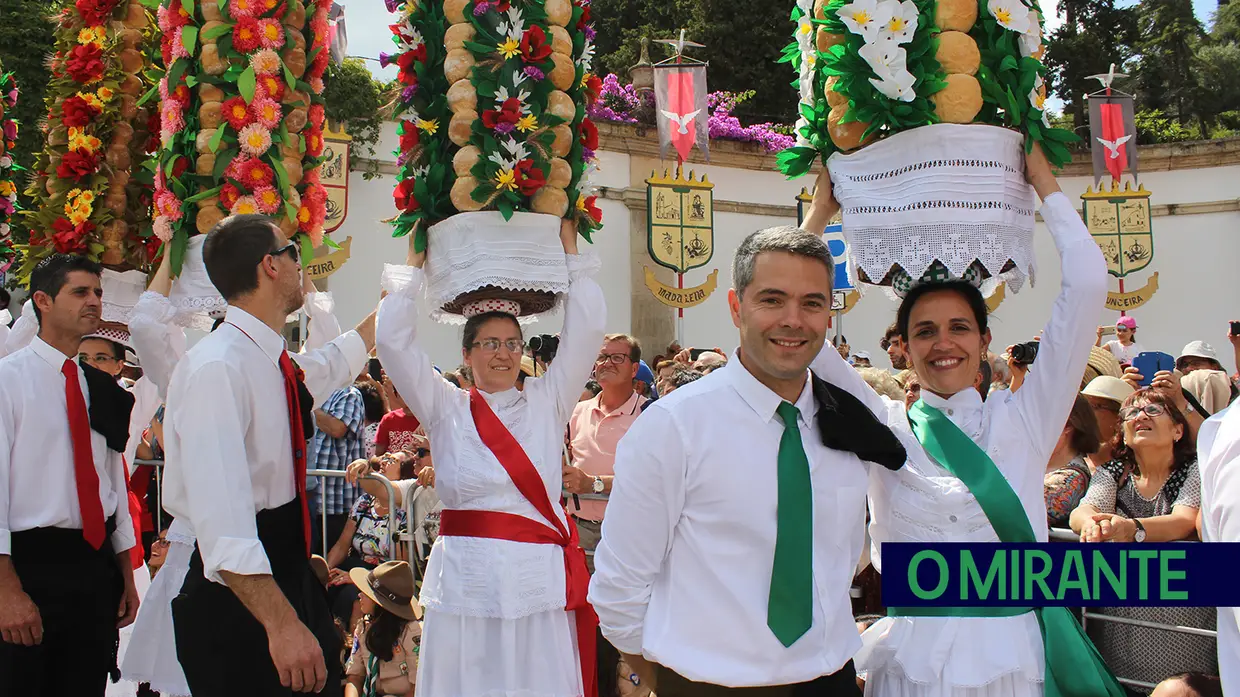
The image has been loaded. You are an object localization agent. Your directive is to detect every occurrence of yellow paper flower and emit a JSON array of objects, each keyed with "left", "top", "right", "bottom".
[
  {"left": 97, "top": 86, "right": 114, "bottom": 102},
  {"left": 232, "top": 196, "right": 260, "bottom": 215},
  {"left": 77, "top": 26, "right": 106, "bottom": 47},
  {"left": 516, "top": 114, "right": 538, "bottom": 133},
  {"left": 68, "top": 127, "right": 102, "bottom": 154},
  {"left": 581, "top": 71, "right": 594, "bottom": 89},
  {"left": 416, "top": 118, "right": 439, "bottom": 135},
  {"left": 575, "top": 193, "right": 588, "bottom": 213},
  {"left": 0, "top": 181, "right": 14, "bottom": 197},
  {"left": 78, "top": 91, "right": 104, "bottom": 110},
  {"left": 498, "top": 38, "right": 520, "bottom": 59},
  {"left": 65, "top": 189, "right": 95, "bottom": 225},
  {"left": 495, "top": 169, "right": 518, "bottom": 191}
]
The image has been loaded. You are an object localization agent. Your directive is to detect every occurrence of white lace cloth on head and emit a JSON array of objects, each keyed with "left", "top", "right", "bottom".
[
  {"left": 423, "top": 211, "right": 572, "bottom": 325},
  {"left": 828, "top": 124, "right": 1038, "bottom": 293},
  {"left": 168, "top": 234, "right": 227, "bottom": 331},
  {"left": 101, "top": 269, "right": 149, "bottom": 325}
]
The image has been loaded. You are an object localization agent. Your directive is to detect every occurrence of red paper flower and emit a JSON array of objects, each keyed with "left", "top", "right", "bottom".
[
  {"left": 61, "top": 95, "right": 101, "bottom": 127},
  {"left": 393, "top": 178, "right": 418, "bottom": 212},
  {"left": 238, "top": 158, "right": 274, "bottom": 188},
  {"left": 233, "top": 18, "right": 262, "bottom": 53},
  {"left": 51, "top": 218, "right": 94, "bottom": 254},
  {"left": 167, "top": 82, "right": 191, "bottom": 106},
  {"left": 256, "top": 74, "right": 285, "bottom": 101},
  {"left": 65, "top": 44, "right": 105, "bottom": 84},
  {"left": 222, "top": 97, "right": 253, "bottom": 131},
  {"left": 310, "top": 44, "right": 330, "bottom": 78},
  {"left": 76, "top": 0, "right": 121, "bottom": 26},
  {"left": 576, "top": 2, "right": 593, "bottom": 30},
  {"left": 144, "top": 235, "right": 163, "bottom": 263},
  {"left": 56, "top": 151, "right": 99, "bottom": 181},
  {"left": 220, "top": 182, "right": 242, "bottom": 209},
  {"left": 309, "top": 103, "right": 326, "bottom": 130},
  {"left": 513, "top": 159, "right": 546, "bottom": 196},
  {"left": 398, "top": 121, "right": 420, "bottom": 152},
  {"left": 481, "top": 98, "right": 523, "bottom": 129},
  {"left": 171, "top": 156, "right": 189, "bottom": 178},
  {"left": 305, "top": 124, "right": 324, "bottom": 158},
  {"left": 396, "top": 48, "right": 425, "bottom": 87},
  {"left": 584, "top": 74, "right": 603, "bottom": 105},
  {"left": 582, "top": 195, "right": 602, "bottom": 224},
  {"left": 520, "top": 26, "right": 552, "bottom": 64},
  {"left": 580, "top": 118, "right": 599, "bottom": 151}
]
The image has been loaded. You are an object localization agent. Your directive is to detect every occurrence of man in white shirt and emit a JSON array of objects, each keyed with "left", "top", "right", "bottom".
[
  {"left": 162, "top": 215, "right": 376, "bottom": 697},
  {"left": 1198, "top": 402, "right": 1240, "bottom": 693},
  {"left": 0, "top": 254, "right": 140, "bottom": 696},
  {"left": 590, "top": 226, "right": 905, "bottom": 696}
]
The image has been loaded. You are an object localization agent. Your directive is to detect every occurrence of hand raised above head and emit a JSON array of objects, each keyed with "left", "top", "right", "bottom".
[{"left": 1024, "top": 141, "right": 1061, "bottom": 201}]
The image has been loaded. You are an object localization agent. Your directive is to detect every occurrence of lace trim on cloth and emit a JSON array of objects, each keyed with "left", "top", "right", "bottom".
[
  {"left": 133, "top": 291, "right": 179, "bottom": 325},
  {"left": 99, "top": 269, "right": 149, "bottom": 325},
  {"left": 837, "top": 159, "right": 1023, "bottom": 184},
  {"left": 847, "top": 222, "right": 1036, "bottom": 295}
]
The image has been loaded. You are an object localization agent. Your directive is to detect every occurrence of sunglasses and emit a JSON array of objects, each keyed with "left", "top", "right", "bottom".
[
  {"left": 269, "top": 241, "right": 300, "bottom": 263},
  {"left": 1120, "top": 403, "right": 1167, "bottom": 421}
]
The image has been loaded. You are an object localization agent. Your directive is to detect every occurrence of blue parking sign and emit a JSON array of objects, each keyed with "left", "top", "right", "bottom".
[{"left": 819, "top": 223, "right": 853, "bottom": 291}]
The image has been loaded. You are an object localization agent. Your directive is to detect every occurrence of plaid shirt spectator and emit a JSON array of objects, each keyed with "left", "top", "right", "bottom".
[{"left": 310, "top": 385, "right": 365, "bottom": 515}]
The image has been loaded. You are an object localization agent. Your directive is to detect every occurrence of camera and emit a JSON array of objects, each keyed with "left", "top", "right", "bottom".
[
  {"left": 529, "top": 334, "right": 559, "bottom": 364},
  {"left": 1010, "top": 341, "right": 1039, "bottom": 365}
]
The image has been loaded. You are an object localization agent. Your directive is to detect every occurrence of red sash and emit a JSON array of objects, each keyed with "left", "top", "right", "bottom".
[{"left": 438, "top": 388, "right": 598, "bottom": 697}]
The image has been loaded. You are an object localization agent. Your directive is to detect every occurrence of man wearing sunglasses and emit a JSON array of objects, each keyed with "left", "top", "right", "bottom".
[{"left": 162, "top": 214, "right": 379, "bottom": 697}]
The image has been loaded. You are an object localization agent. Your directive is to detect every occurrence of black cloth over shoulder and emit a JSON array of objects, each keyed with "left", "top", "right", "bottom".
[
  {"left": 810, "top": 373, "right": 906, "bottom": 471},
  {"left": 81, "top": 361, "right": 136, "bottom": 453}
]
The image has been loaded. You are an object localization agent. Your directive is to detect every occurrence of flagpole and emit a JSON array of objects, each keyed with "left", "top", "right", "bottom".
[{"left": 1104, "top": 75, "right": 1127, "bottom": 314}]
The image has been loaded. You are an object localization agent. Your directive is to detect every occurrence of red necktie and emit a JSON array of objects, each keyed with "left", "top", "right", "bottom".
[
  {"left": 279, "top": 351, "right": 312, "bottom": 555},
  {"left": 62, "top": 359, "right": 106, "bottom": 549}
]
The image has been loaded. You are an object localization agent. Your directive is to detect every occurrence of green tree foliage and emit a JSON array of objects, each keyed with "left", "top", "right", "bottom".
[
  {"left": 1211, "top": 1, "right": 1240, "bottom": 43},
  {"left": 1134, "top": 0, "right": 1205, "bottom": 123},
  {"left": 589, "top": 0, "right": 795, "bottom": 124},
  {"left": 0, "top": 0, "right": 56, "bottom": 243},
  {"left": 1042, "top": 0, "right": 1138, "bottom": 130},
  {"left": 322, "top": 57, "right": 391, "bottom": 177}
]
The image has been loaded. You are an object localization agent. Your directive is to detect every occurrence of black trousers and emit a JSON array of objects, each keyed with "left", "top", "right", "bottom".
[
  {"left": 655, "top": 661, "right": 862, "bottom": 697},
  {"left": 0, "top": 522, "right": 123, "bottom": 697},
  {"left": 172, "top": 499, "right": 343, "bottom": 697}
]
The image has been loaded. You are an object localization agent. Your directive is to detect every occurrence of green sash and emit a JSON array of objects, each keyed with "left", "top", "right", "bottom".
[{"left": 886, "top": 400, "right": 1126, "bottom": 697}]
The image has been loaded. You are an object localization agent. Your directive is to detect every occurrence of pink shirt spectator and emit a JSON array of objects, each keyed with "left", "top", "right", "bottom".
[{"left": 567, "top": 391, "right": 644, "bottom": 521}]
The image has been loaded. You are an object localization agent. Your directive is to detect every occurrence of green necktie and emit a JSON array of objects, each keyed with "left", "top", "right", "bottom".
[{"left": 768, "top": 401, "right": 814, "bottom": 647}]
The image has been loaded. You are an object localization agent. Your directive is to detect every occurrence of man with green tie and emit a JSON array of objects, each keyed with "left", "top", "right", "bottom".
[{"left": 589, "top": 226, "right": 905, "bottom": 696}]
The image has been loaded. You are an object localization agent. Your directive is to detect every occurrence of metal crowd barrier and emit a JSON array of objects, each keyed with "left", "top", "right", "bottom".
[{"left": 1049, "top": 527, "right": 1218, "bottom": 691}]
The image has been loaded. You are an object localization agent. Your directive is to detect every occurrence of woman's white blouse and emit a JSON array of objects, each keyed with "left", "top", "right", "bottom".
[
  {"left": 375, "top": 253, "right": 605, "bottom": 619},
  {"left": 813, "top": 192, "right": 1109, "bottom": 687}
]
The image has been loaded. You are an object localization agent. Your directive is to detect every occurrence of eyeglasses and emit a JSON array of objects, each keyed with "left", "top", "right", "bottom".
[
  {"left": 596, "top": 353, "right": 631, "bottom": 365},
  {"left": 269, "top": 241, "right": 300, "bottom": 263},
  {"left": 1120, "top": 403, "right": 1167, "bottom": 421},
  {"left": 472, "top": 338, "right": 525, "bottom": 354},
  {"left": 80, "top": 352, "right": 119, "bottom": 364}
]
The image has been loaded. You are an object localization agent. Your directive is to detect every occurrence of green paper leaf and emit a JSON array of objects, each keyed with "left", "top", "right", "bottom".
[
  {"left": 183, "top": 0, "right": 195, "bottom": 17},
  {"left": 170, "top": 226, "right": 188, "bottom": 277},
  {"left": 999, "top": 55, "right": 1018, "bottom": 73},
  {"left": 300, "top": 233, "right": 314, "bottom": 264},
  {"left": 181, "top": 26, "right": 199, "bottom": 55},
  {"left": 323, "top": 236, "right": 341, "bottom": 250},
  {"left": 283, "top": 59, "right": 297, "bottom": 92},
  {"left": 208, "top": 126, "right": 227, "bottom": 153},
  {"left": 238, "top": 66, "right": 257, "bottom": 104},
  {"left": 285, "top": 201, "right": 299, "bottom": 223},
  {"left": 218, "top": 0, "right": 227, "bottom": 13},
  {"left": 214, "top": 149, "right": 237, "bottom": 180},
  {"left": 167, "top": 58, "right": 188, "bottom": 90},
  {"left": 135, "top": 84, "right": 160, "bottom": 108},
  {"left": 201, "top": 23, "right": 233, "bottom": 41},
  {"left": 271, "top": 157, "right": 291, "bottom": 193},
  {"left": 185, "top": 185, "right": 223, "bottom": 203}
]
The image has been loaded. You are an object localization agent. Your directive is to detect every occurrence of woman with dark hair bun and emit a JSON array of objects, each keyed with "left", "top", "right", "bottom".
[
  {"left": 802, "top": 144, "right": 1121, "bottom": 697},
  {"left": 375, "top": 220, "right": 605, "bottom": 697}
]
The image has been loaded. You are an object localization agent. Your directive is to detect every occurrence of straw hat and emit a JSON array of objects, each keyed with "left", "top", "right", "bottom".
[{"left": 350, "top": 561, "right": 422, "bottom": 621}]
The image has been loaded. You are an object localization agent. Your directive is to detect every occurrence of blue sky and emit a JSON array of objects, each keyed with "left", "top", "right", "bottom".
[{"left": 336, "top": 0, "right": 1224, "bottom": 114}]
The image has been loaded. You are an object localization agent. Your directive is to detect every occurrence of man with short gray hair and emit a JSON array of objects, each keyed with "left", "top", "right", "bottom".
[{"left": 590, "top": 225, "right": 905, "bottom": 696}]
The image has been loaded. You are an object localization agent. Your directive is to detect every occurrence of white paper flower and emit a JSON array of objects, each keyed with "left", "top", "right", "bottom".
[
  {"left": 859, "top": 39, "right": 917, "bottom": 101},
  {"left": 879, "top": 0, "right": 919, "bottom": 44},
  {"left": 0, "top": 155, "right": 11, "bottom": 169},
  {"left": 988, "top": 0, "right": 1031, "bottom": 34},
  {"left": 1029, "top": 75, "right": 1046, "bottom": 112},
  {"left": 797, "top": 14, "right": 815, "bottom": 50},
  {"left": 1020, "top": 10, "right": 1043, "bottom": 57},
  {"left": 0, "top": 223, "right": 9, "bottom": 236},
  {"left": 838, "top": 0, "right": 892, "bottom": 43}
]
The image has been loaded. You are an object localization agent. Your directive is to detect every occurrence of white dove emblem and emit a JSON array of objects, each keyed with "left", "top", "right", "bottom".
[
  {"left": 1096, "top": 135, "right": 1132, "bottom": 159},
  {"left": 661, "top": 109, "right": 701, "bottom": 135}
]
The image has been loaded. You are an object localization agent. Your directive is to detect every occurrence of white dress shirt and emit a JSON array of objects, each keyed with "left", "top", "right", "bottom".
[
  {"left": 814, "top": 191, "right": 1108, "bottom": 690},
  {"left": 0, "top": 336, "right": 137, "bottom": 555},
  {"left": 1198, "top": 403, "right": 1240, "bottom": 693},
  {"left": 0, "top": 308, "right": 9, "bottom": 359},
  {"left": 5, "top": 299, "right": 35, "bottom": 356},
  {"left": 375, "top": 254, "right": 604, "bottom": 618},
  {"left": 589, "top": 356, "right": 873, "bottom": 687},
  {"left": 162, "top": 306, "right": 366, "bottom": 583}
]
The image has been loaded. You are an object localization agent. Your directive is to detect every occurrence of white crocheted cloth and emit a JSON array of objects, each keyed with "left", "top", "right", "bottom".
[
  {"left": 423, "top": 211, "right": 570, "bottom": 325},
  {"left": 100, "top": 269, "right": 148, "bottom": 325},
  {"left": 168, "top": 234, "right": 227, "bottom": 331},
  {"left": 827, "top": 124, "right": 1038, "bottom": 293}
]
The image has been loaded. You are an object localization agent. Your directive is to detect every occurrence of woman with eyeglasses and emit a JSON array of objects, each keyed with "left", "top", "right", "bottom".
[
  {"left": 1069, "top": 393, "right": 1215, "bottom": 686},
  {"left": 375, "top": 220, "right": 605, "bottom": 697},
  {"left": 1070, "top": 390, "right": 1200, "bottom": 543}
]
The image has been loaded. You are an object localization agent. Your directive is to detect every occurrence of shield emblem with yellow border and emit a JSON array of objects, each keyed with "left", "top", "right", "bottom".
[
  {"left": 646, "top": 167, "right": 714, "bottom": 274},
  {"left": 321, "top": 124, "right": 351, "bottom": 234},
  {"left": 1082, "top": 182, "right": 1153, "bottom": 279}
]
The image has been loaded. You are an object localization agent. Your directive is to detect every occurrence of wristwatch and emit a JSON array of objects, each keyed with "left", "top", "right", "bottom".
[
  {"left": 591, "top": 476, "right": 605, "bottom": 494},
  {"left": 1133, "top": 519, "right": 1147, "bottom": 542}
]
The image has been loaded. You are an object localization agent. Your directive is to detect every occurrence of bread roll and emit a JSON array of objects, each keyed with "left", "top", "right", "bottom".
[
  {"left": 936, "top": 31, "right": 980, "bottom": 75},
  {"left": 448, "top": 110, "right": 477, "bottom": 147},
  {"left": 547, "top": 90, "right": 576, "bottom": 123},
  {"left": 286, "top": 106, "right": 308, "bottom": 133},
  {"left": 447, "top": 79, "right": 477, "bottom": 114},
  {"left": 283, "top": 47, "right": 307, "bottom": 79},
  {"left": 548, "top": 158, "right": 572, "bottom": 189},
  {"left": 445, "top": 23, "right": 476, "bottom": 51},
  {"left": 817, "top": 30, "right": 846, "bottom": 53},
  {"left": 825, "top": 75, "right": 848, "bottom": 109},
  {"left": 531, "top": 187, "right": 569, "bottom": 216},
  {"left": 544, "top": 0, "right": 572, "bottom": 26},
  {"left": 201, "top": 21, "right": 228, "bottom": 44},
  {"left": 199, "top": 101, "right": 223, "bottom": 129},
  {"left": 453, "top": 146, "right": 481, "bottom": 177},
  {"left": 444, "top": 0, "right": 469, "bottom": 24},
  {"left": 196, "top": 153, "right": 215, "bottom": 176},
  {"left": 827, "top": 106, "right": 872, "bottom": 151},
  {"left": 283, "top": 157, "right": 304, "bottom": 186},
  {"left": 283, "top": 0, "right": 307, "bottom": 29},
  {"left": 551, "top": 125, "right": 573, "bottom": 157},
  {"left": 197, "top": 205, "right": 226, "bottom": 234},
  {"left": 200, "top": 83, "right": 225, "bottom": 103},
  {"left": 445, "top": 49, "right": 475, "bottom": 84},
  {"left": 549, "top": 53, "right": 576, "bottom": 91},
  {"left": 196, "top": 129, "right": 217, "bottom": 153},
  {"left": 931, "top": 73, "right": 982, "bottom": 123},
  {"left": 935, "top": 0, "right": 978, "bottom": 32},
  {"left": 123, "top": 2, "right": 147, "bottom": 29},
  {"left": 450, "top": 176, "right": 485, "bottom": 212},
  {"left": 549, "top": 26, "right": 573, "bottom": 55},
  {"left": 201, "top": 45, "right": 227, "bottom": 75}
]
